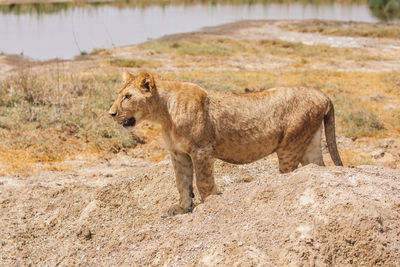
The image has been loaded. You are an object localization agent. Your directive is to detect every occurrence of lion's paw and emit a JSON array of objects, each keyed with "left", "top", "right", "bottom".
[{"left": 166, "top": 203, "right": 192, "bottom": 216}]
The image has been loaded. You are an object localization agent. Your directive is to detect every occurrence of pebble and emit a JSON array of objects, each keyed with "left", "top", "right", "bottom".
[{"left": 372, "top": 149, "right": 385, "bottom": 159}]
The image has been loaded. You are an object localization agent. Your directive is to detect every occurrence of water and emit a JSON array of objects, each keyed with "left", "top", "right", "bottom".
[{"left": 0, "top": 2, "right": 390, "bottom": 60}]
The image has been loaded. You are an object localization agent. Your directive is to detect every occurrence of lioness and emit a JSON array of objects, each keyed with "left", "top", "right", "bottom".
[{"left": 109, "top": 71, "right": 343, "bottom": 215}]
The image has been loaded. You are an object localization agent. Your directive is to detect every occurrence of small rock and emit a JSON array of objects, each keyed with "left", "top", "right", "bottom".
[
  {"left": 83, "top": 229, "right": 92, "bottom": 240},
  {"left": 242, "top": 176, "right": 255, "bottom": 183},
  {"left": 372, "top": 149, "right": 385, "bottom": 159},
  {"left": 381, "top": 139, "right": 395, "bottom": 149},
  {"left": 77, "top": 227, "right": 92, "bottom": 240}
]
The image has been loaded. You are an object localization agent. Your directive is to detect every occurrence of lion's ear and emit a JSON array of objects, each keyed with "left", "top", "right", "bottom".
[
  {"left": 136, "top": 72, "right": 156, "bottom": 96},
  {"left": 122, "top": 71, "right": 134, "bottom": 83}
]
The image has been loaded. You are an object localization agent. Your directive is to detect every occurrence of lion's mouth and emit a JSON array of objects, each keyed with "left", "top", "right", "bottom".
[{"left": 122, "top": 117, "right": 136, "bottom": 128}]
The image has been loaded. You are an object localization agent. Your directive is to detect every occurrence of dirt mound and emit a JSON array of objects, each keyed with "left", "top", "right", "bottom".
[{"left": 1, "top": 156, "right": 400, "bottom": 266}]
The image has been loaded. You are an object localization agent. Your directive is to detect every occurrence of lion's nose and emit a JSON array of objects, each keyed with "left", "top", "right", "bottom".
[{"left": 109, "top": 110, "right": 117, "bottom": 117}]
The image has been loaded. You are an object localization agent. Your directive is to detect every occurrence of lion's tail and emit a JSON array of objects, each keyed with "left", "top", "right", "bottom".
[{"left": 324, "top": 101, "right": 343, "bottom": 166}]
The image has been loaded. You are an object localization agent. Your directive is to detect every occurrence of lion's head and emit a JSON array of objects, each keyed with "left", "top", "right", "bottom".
[{"left": 109, "top": 71, "right": 157, "bottom": 128}]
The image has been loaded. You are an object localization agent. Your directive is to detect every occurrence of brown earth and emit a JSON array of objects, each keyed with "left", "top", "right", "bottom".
[
  {"left": 1, "top": 153, "right": 400, "bottom": 266},
  {"left": 1, "top": 20, "right": 400, "bottom": 266}
]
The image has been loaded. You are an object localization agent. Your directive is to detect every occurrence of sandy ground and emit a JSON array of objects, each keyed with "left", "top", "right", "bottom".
[
  {"left": 1, "top": 20, "right": 400, "bottom": 265},
  {"left": 1, "top": 152, "right": 400, "bottom": 266}
]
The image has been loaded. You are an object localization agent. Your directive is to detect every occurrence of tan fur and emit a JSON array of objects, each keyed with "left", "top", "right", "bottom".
[{"left": 109, "top": 71, "right": 343, "bottom": 215}]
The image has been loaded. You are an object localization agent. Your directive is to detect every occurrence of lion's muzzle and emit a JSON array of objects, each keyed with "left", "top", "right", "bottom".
[{"left": 109, "top": 110, "right": 117, "bottom": 117}]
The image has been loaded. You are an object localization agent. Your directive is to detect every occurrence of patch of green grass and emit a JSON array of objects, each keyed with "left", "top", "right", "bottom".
[
  {"left": 139, "top": 41, "right": 170, "bottom": 53},
  {"left": 139, "top": 39, "right": 243, "bottom": 56},
  {"left": 109, "top": 58, "right": 161, "bottom": 68},
  {"left": 176, "top": 40, "right": 233, "bottom": 56},
  {"left": 368, "top": 0, "right": 400, "bottom": 20},
  {"left": 0, "top": 2, "right": 70, "bottom": 15}
]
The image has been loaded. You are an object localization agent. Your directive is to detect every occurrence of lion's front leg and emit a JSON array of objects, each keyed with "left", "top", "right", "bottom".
[
  {"left": 191, "top": 149, "right": 217, "bottom": 202},
  {"left": 168, "top": 151, "right": 194, "bottom": 216}
]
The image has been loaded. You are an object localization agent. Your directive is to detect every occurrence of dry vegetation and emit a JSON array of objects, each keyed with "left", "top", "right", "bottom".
[
  {"left": 109, "top": 58, "right": 162, "bottom": 68},
  {"left": 0, "top": 70, "right": 140, "bottom": 174},
  {"left": 141, "top": 37, "right": 389, "bottom": 62},
  {"left": 1, "top": 20, "right": 400, "bottom": 174},
  {"left": 1, "top": 68, "right": 399, "bottom": 173},
  {"left": 281, "top": 20, "right": 400, "bottom": 39}
]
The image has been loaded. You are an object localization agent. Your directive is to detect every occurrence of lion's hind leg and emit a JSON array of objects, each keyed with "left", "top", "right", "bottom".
[
  {"left": 300, "top": 125, "right": 325, "bottom": 167},
  {"left": 276, "top": 149, "right": 301, "bottom": 173}
]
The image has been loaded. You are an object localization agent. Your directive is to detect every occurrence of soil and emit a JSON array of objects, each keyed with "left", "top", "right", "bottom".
[
  {"left": 1, "top": 20, "right": 400, "bottom": 266},
  {"left": 1, "top": 152, "right": 400, "bottom": 266}
]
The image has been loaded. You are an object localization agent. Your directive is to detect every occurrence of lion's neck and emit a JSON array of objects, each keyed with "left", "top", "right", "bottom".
[{"left": 146, "top": 83, "right": 177, "bottom": 128}]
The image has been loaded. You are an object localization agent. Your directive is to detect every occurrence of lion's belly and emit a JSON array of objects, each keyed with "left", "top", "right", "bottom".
[{"left": 214, "top": 139, "right": 278, "bottom": 164}]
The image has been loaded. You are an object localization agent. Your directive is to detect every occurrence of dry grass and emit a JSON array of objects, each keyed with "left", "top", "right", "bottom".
[
  {"left": 0, "top": 69, "right": 139, "bottom": 173},
  {"left": 333, "top": 95, "right": 386, "bottom": 137},
  {"left": 139, "top": 37, "right": 391, "bottom": 67},
  {"left": 1, "top": 67, "right": 398, "bottom": 174},
  {"left": 162, "top": 70, "right": 399, "bottom": 95},
  {"left": 257, "top": 39, "right": 389, "bottom": 62},
  {"left": 1, "top": 31, "right": 399, "bottom": 173},
  {"left": 281, "top": 20, "right": 400, "bottom": 39},
  {"left": 339, "top": 149, "right": 375, "bottom": 166}
]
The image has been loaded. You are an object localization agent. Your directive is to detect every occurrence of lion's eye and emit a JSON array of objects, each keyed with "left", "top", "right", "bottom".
[{"left": 123, "top": 94, "right": 132, "bottom": 100}]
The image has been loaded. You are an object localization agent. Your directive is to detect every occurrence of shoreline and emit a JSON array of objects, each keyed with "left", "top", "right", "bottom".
[
  {"left": 1, "top": 19, "right": 400, "bottom": 70},
  {"left": 0, "top": 0, "right": 369, "bottom": 6}
]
